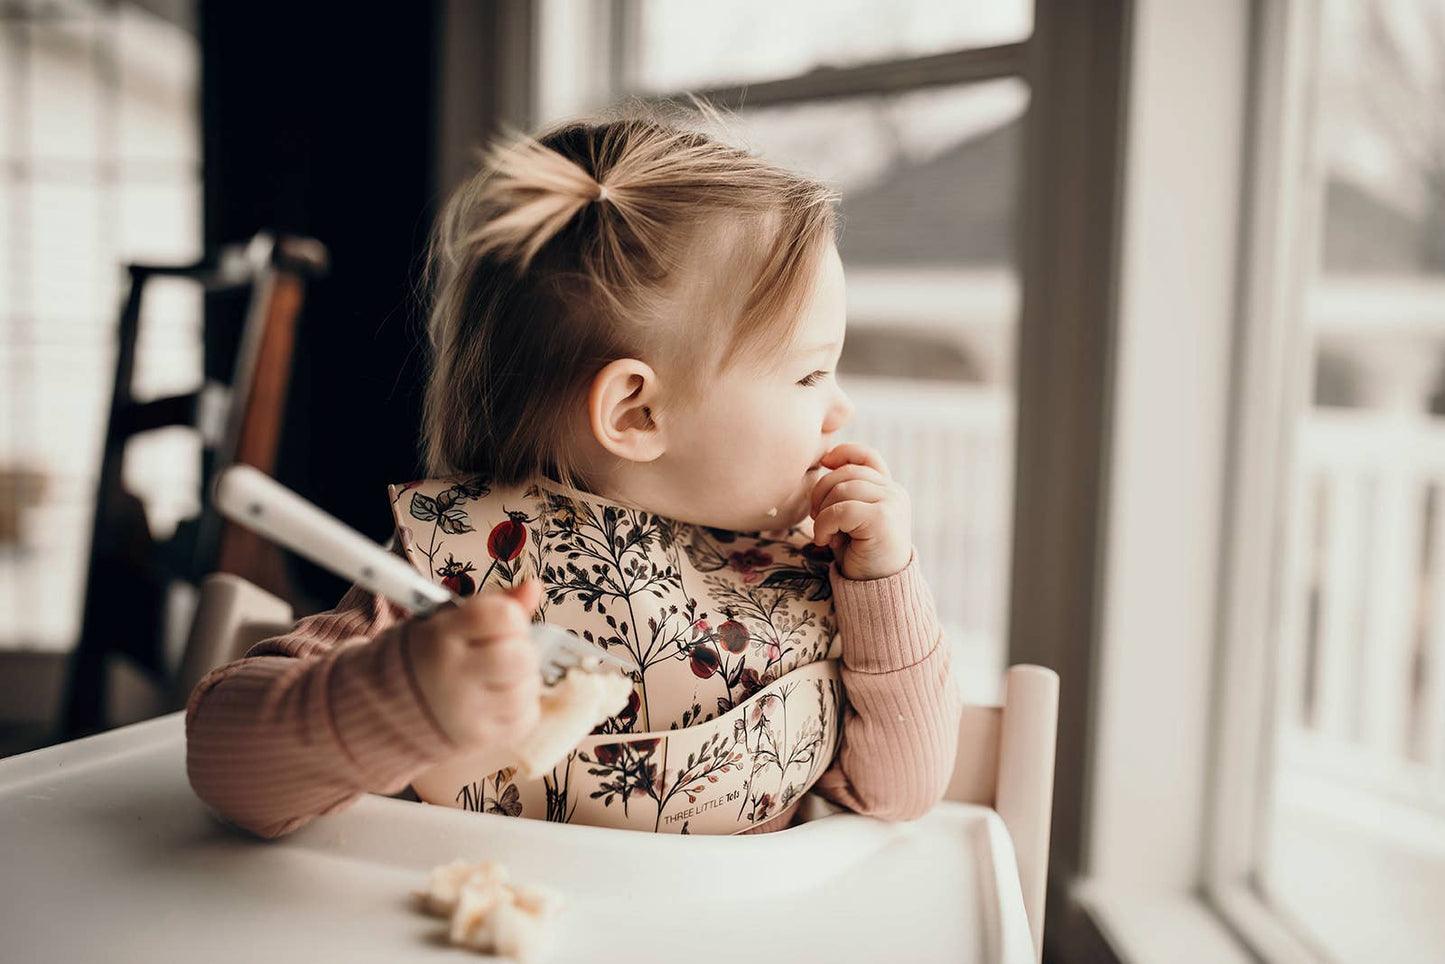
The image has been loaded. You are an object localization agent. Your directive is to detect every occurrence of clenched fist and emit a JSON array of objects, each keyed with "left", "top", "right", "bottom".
[{"left": 401, "top": 579, "right": 544, "bottom": 748}]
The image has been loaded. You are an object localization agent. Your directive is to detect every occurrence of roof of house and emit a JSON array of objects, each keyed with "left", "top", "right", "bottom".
[{"left": 836, "top": 115, "right": 1436, "bottom": 276}]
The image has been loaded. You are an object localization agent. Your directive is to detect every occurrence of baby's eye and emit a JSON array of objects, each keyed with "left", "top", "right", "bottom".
[{"left": 797, "top": 370, "right": 829, "bottom": 387}]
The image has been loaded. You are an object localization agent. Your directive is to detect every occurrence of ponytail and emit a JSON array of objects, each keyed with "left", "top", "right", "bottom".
[{"left": 464, "top": 132, "right": 608, "bottom": 272}]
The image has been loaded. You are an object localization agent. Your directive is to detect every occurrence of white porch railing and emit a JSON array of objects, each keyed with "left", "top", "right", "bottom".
[
  {"left": 842, "top": 376, "right": 1015, "bottom": 661},
  {"left": 842, "top": 377, "right": 1445, "bottom": 819},
  {"left": 1278, "top": 409, "right": 1445, "bottom": 813}
]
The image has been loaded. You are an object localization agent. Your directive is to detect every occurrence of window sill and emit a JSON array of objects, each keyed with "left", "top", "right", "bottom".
[
  {"left": 1071, "top": 882, "right": 1257, "bottom": 964},
  {"left": 1207, "top": 884, "right": 1325, "bottom": 964}
]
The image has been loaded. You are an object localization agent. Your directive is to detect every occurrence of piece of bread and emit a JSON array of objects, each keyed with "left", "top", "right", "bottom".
[
  {"left": 423, "top": 859, "right": 563, "bottom": 962},
  {"left": 424, "top": 858, "right": 509, "bottom": 917},
  {"left": 509, "top": 667, "right": 634, "bottom": 779},
  {"left": 454, "top": 880, "right": 563, "bottom": 961}
]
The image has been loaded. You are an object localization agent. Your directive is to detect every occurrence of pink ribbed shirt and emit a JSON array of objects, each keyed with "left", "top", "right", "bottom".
[{"left": 185, "top": 550, "right": 961, "bottom": 838}]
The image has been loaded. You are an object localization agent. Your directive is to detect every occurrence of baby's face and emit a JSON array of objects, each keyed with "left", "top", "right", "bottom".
[{"left": 639, "top": 242, "right": 854, "bottom": 533}]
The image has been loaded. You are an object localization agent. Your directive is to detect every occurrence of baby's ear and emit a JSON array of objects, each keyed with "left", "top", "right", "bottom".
[{"left": 587, "top": 358, "right": 665, "bottom": 463}]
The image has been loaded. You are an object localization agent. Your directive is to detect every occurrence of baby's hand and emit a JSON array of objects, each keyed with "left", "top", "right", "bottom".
[
  {"left": 809, "top": 443, "right": 913, "bottom": 581},
  {"left": 402, "top": 580, "right": 544, "bottom": 748}
]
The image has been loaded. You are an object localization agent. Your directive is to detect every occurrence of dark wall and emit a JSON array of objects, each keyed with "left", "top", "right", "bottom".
[{"left": 200, "top": 3, "right": 441, "bottom": 611}]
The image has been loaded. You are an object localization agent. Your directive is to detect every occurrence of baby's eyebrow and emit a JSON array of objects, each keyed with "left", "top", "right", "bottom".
[{"left": 796, "top": 341, "right": 840, "bottom": 355}]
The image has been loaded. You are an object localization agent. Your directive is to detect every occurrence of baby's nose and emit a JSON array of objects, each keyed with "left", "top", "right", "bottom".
[{"left": 825, "top": 391, "right": 855, "bottom": 432}]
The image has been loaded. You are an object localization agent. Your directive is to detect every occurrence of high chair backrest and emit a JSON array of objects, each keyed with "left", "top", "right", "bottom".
[
  {"left": 170, "top": 572, "right": 295, "bottom": 709},
  {"left": 946, "top": 664, "right": 1059, "bottom": 963},
  {"left": 173, "top": 533, "right": 419, "bottom": 707}
]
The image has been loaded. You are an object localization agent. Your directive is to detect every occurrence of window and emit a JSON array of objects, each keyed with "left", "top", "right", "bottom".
[
  {"left": 607, "top": 4, "right": 1032, "bottom": 703},
  {"left": 1266, "top": 0, "right": 1445, "bottom": 959},
  {"left": 0, "top": 2, "right": 202, "bottom": 652},
  {"left": 1209, "top": 1, "right": 1445, "bottom": 962}
]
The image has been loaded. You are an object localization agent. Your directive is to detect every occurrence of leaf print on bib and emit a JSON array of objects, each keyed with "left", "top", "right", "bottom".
[
  {"left": 392, "top": 475, "right": 845, "bottom": 834},
  {"left": 580, "top": 739, "right": 663, "bottom": 816},
  {"left": 539, "top": 494, "right": 691, "bottom": 731},
  {"left": 406, "top": 477, "right": 490, "bottom": 576},
  {"left": 542, "top": 752, "right": 578, "bottom": 824},
  {"left": 735, "top": 678, "right": 841, "bottom": 825}
]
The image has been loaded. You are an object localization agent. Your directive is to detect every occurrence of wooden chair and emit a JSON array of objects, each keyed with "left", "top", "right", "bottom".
[{"left": 61, "top": 233, "right": 327, "bottom": 737}]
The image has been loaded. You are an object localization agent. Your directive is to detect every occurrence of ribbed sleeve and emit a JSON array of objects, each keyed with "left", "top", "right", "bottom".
[
  {"left": 183, "top": 544, "right": 961, "bottom": 839},
  {"left": 184, "top": 576, "right": 458, "bottom": 839},
  {"left": 810, "top": 550, "right": 963, "bottom": 821}
]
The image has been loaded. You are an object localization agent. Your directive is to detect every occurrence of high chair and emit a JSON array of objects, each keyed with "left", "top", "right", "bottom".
[
  {"left": 170, "top": 572, "right": 296, "bottom": 706},
  {"left": 176, "top": 573, "right": 1059, "bottom": 961},
  {"left": 944, "top": 663, "right": 1060, "bottom": 961}
]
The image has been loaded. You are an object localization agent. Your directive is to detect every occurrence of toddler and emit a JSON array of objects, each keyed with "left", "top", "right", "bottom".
[{"left": 186, "top": 102, "right": 962, "bottom": 838}]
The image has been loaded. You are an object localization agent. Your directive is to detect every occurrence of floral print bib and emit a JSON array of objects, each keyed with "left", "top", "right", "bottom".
[{"left": 388, "top": 475, "right": 845, "bottom": 835}]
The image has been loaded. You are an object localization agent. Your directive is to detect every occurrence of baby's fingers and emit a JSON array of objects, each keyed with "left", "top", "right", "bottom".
[
  {"left": 470, "top": 636, "right": 541, "bottom": 689},
  {"left": 809, "top": 463, "right": 886, "bottom": 517},
  {"left": 443, "top": 589, "right": 534, "bottom": 643},
  {"left": 812, "top": 500, "right": 871, "bottom": 546},
  {"left": 479, "top": 674, "right": 542, "bottom": 730},
  {"left": 820, "top": 443, "right": 890, "bottom": 477},
  {"left": 814, "top": 480, "right": 883, "bottom": 519}
]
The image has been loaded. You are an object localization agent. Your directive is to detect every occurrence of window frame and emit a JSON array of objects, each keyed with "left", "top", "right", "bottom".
[
  {"left": 1043, "top": 0, "right": 1340, "bottom": 961},
  {"left": 1203, "top": 1, "right": 1365, "bottom": 961}
]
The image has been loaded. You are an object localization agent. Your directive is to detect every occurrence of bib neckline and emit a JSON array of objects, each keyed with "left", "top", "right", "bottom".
[
  {"left": 529, "top": 473, "right": 807, "bottom": 543},
  {"left": 530, "top": 473, "right": 652, "bottom": 515}
]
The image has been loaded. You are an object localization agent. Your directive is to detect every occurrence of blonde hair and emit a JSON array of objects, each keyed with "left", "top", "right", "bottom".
[{"left": 419, "top": 98, "right": 840, "bottom": 490}]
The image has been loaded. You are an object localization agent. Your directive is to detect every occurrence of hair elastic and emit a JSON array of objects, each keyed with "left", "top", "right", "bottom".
[{"left": 595, "top": 184, "right": 610, "bottom": 203}]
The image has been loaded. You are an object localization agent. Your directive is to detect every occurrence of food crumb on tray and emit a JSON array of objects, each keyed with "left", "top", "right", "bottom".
[{"left": 419, "top": 859, "right": 563, "bottom": 961}]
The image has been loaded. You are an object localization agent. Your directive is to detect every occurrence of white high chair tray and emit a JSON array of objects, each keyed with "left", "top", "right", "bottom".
[{"left": 0, "top": 713, "right": 1035, "bottom": 964}]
